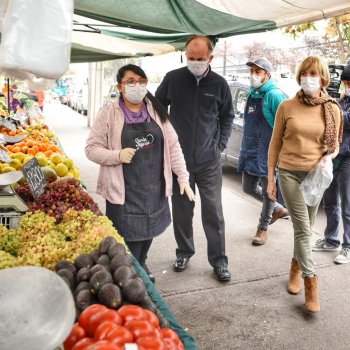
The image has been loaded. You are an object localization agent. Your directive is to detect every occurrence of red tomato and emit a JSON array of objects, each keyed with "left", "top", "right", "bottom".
[
  {"left": 162, "top": 338, "right": 179, "bottom": 350},
  {"left": 143, "top": 310, "right": 160, "bottom": 329},
  {"left": 86, "top": 340, "right": 122, "bottom": 350},
  {"left": 125, "top": 320, "right": 156, "bottom": 339},
  {"left": 64, "top": 323, "right": 87, "bottom": 350},
  {"left": 79, "top": 304, "right": 107, "bottom": 330},
  {"left": 160, "top": 328, "right": 180, "bottom": 345},
  {"left": 87, "top": 310, "right": 123, "bottom": 337},
  {"left": 71, "top": 338, "right": 95, "bottom": 350},
  {"left": 94, "top": 321, "right": 119, "bottom": 340},
  {"left": 137, "top": 335, "right": 166, "bottom": 350},
  {"left": 118, "top": 304, "right": 146, "bottom": 322},
  {"left": 105, "top": 325, "right": 134, "bottom": 346}
]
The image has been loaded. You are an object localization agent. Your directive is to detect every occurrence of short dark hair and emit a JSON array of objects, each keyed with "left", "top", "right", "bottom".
[
  {"left": 116, "top": 64, "right": 169, "bottom": 123},
  {"left": 185, "top": 35, "right": 213, "bottom": 53}
]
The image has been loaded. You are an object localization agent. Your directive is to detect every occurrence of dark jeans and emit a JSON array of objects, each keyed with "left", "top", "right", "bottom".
[
  {"left": 323, "top": 157, "right": 350, "bottom": 248},
  {"left": 242, "top": 172, "right": 284, "bottom": 230},
  {"left": 172, "top": 160, "right": 227, "bottom": 268},
  {"left": 125, "top": 239, "right": 153, "bottom": 265}
]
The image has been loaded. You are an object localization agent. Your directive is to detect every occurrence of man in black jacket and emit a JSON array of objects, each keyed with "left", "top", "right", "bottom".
[{"left": 155, "top": 35, "right": 235, "bottom": 281}]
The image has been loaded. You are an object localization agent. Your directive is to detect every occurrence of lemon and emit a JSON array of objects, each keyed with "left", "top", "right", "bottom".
[
  {"left": 9, "top": 159, "right": 22, "bottom": 170},
  {"left": 55, "top": 163, "right": 69, "bottom": 177},
  {"left": 50, "top": 153, "right": 63, "bottom": 165}
]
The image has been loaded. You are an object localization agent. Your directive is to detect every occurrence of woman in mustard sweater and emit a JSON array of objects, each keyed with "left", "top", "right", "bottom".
[{"left": 267, "top": 56, "right": 343, "bottom": 313}]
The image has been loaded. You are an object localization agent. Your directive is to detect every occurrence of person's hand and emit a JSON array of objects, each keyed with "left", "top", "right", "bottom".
[
  {"left": 119, "top": 148, "right": 136, "bottom": 164},
  {"left": 179, "top": 183, "right": 196, "bottom": 201},
  {"left": 267, "top": 181, "right": 277, "bottom": 202}
]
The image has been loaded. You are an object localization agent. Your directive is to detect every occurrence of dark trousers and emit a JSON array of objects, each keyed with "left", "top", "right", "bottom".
[
  {"left": 242, "top": 172, "right": 284, "bottom": 230},
  {"left": 172, "top": 160, "right": 228, "bottom": 268},
  {"left": 125, "top": 239, "right": 153, "bottom": 265},
  {"left": 323, "top": 157, "right": 350, "bottom": 248}
]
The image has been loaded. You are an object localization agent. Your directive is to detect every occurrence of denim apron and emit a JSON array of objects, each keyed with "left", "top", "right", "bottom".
[
  {"left": 237, "top": 94, "right": 272, "bottom": 176},
  {"left": 109, "top": 119, "right": 171, "bottom": 241}
]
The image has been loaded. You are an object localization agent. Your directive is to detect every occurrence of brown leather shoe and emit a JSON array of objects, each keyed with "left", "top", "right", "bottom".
[
  {"left": 304, "top": 275, "right": 320, "bottom": 313},
  {"left": 270, "top": 207, "right": 289, "bottom": 225},
  {"left": 252, "top": 228, "right": 267, "bottom": 246},
  {"left": 288, "top": 258, "right": 302, "bottom": 294}
]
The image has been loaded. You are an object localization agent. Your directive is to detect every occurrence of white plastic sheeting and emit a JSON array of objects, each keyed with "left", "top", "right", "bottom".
[
  {"left": 0, "top": 0, "right": 73, "bottom": 80},
  {"left": 197, "top": 0, "right": 350, "bottom": 26}
]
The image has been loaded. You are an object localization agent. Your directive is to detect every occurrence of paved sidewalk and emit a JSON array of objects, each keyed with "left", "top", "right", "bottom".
[{"left": 46, "top": 102, "right": 350, "bottom": 350}]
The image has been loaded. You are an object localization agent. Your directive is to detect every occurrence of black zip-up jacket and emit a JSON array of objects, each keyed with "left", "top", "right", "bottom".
[{"left": 155, "top": 66, "right": 235, "bottom": 172}]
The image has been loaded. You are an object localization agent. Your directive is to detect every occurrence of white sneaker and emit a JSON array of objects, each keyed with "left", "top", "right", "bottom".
[
  {"left": 312, "top": 239, "right": 341, "bottom": 252},
  {"left": 334, "top": 248, "right": 350, "bottom": 264}
]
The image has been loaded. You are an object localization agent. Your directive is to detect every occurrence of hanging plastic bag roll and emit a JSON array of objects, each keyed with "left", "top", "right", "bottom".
[
  {"left": 0, "top": 0, "right": 73, "bottom": 80},
  {"left": 299, "top": 155, "right": 333, "bottom": 207}
]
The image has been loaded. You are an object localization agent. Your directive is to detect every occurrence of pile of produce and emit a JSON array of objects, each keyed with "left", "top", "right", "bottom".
[
  {"left": 0, "top": 126, "right": 27, "bottom": 136},
  {"left": 1, "top": 124, "right": 80, "bottom": 179},
  {"left": 15, "top": 177, "right": 100, "bottom": 221},
  {"left": 55, "top": 237, "right": 164, "bottom": 321},
  {"left": 0, "top": 210, "right": 125, "bottom": 270},
  {"left": 64, "top": 304, "right": 184, "bottom": 350}
]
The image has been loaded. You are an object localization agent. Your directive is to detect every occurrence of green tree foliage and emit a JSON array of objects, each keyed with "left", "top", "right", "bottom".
[{"left": 284, "top": 15, "right": 350, "bottom": 62}]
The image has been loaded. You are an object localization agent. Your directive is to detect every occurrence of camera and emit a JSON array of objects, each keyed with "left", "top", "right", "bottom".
[{"left": 327, "top": 64, "right": 345, "bottom": 98}]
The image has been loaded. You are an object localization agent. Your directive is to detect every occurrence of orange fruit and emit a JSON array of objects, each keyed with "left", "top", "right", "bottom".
[
  {"left": 6, "top": 145, "right": 13, "bottom": 152},
  {"left": 44, "top": 150, "right": 53, "bottom": 157},
  {"left": 21, "top": 146, "right": 29, "bottom": 154},
  {"left": 27, "top": 148, "right": 36, "bottom": 155},
  {"left": 8, "top": 130, "right": 16, "bottom": 136},
  {"left": 39, "top": 143, "right": 47, "bottom": 152},
  {"left": 12, "top": 146, "right": 21, "bottom": 153},
  {"left": 48, "top": 144, "right": 60, "bottom": 152}
]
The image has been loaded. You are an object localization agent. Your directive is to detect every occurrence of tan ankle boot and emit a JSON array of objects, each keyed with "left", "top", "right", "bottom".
[
  {"left": 304, "top": 275, "right": 320, "bottom": 313},
  {"left": 288, "top": 259, "right": 302, "bottom": 294},
  {"left": 252, "top": 228, "right": 267, "bottom": 245}
]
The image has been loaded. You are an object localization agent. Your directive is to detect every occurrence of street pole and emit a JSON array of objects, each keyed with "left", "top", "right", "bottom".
[{"left": 223, "top": 40, "right": 227, "bottom": 76}]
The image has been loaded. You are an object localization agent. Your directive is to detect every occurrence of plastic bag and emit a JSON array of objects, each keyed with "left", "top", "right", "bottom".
[
  {"left": 299, "top": 155, "right": 333, "bottom": 206},
  {"left": 0, "top": 0, "right": 73, "bottom": 80}
]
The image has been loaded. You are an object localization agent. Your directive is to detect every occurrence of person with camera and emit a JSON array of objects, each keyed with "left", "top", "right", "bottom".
[{"left": 312, "top": 63, "right": 350, "bottom": 264}]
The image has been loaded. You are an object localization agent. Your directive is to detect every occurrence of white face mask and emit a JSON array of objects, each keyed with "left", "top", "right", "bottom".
[
  {"left": 300, "top": 76, "right": 321, "bottom": 95},
  {"left": 187, "top": 60, "right": 209, "bottom": 77},
  {"left": 124, "top": 84, "right": 148, "bottom": 104},
  {"left": 345, "top": 87, "right": 350, "bottom": 96},
  {"left": 250, "top": 74, "right": 264, "bottom": 89}
]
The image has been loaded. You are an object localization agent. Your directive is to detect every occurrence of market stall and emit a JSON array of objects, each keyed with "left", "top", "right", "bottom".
[{"left": 0, "top": 103, "right": 197, "bottom": 349}]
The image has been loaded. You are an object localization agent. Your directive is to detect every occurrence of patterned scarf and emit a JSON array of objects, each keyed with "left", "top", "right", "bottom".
[{"left": 296, "top": 88, "right": 344, "bottom": 155}]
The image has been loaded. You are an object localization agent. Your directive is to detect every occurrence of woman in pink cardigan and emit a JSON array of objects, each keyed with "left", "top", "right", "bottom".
[{"left": 86, "top": 64, "right": 195, "bottom": 283}]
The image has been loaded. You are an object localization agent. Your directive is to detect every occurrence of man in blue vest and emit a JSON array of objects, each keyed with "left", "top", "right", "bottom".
[{"left": 238, "top": 57, "right": 289, "bottom": 246}]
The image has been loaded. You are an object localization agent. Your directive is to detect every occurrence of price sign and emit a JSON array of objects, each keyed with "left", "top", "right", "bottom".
[
  {"left": 0, "top": 149, "right": 10, "bottom": 163},
  {"left": 22, "top": 157, "right": 48, "bottom": 199}
]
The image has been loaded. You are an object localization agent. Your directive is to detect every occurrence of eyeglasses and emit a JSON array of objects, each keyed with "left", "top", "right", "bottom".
[{"left": 121, "top": 78, "right": 148, "bottom": 87}]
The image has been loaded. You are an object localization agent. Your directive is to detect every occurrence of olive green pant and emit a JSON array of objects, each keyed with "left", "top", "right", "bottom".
[{"left": 278, "top": 168, "right": 320, "bottom": 278}]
